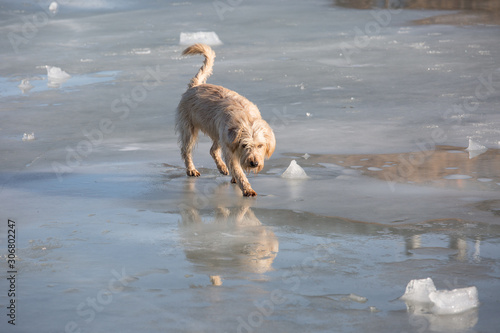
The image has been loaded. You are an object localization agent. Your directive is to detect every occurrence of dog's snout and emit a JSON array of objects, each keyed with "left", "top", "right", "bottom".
[{"left": 250, "top": 160, "right": 259, "bottom": 168}]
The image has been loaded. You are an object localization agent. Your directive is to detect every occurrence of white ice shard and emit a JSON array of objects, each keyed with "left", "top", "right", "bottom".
[
  {"left": 400, "top": 277, "right": 436, "bottom": 302},
  {"left": 346, "top": 293, "right": 368, "bottom": 303},
  {"left": 401, "top": 278, "right": 479, "bottom": 315},
  {"left": 281, "top": 160, "right": 309, "bottom": 179},
  {"left": 466, "top": 138, "right": 487, "bottom": 159},
  {"left": 22, "top": 132, "right": 35, "bottom": 141},
  {"left": 466, "top": 138, "right": 486, "bottom": 151},
  {"left": 180, "top": 32, "right": 223, "bottom": 46},
  {"left": 429, "top": 286, "right": 479, "bottom": 315},
  {"left": 49, "top": 2, "right": 59, "bottom": 14},
  {"left": 46, "top": 66, "right": 71, "bottom": 88},
  {"left": 18, "top": 79, "right": 34, "bottom": 93}
]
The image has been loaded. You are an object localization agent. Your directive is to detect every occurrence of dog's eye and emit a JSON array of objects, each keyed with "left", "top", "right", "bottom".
[
  {"left": 257, "top": 144, "right": 263, "bottom": 148},
  {"left": 242, "top": 144, "right": 247, "bottom": 148}
]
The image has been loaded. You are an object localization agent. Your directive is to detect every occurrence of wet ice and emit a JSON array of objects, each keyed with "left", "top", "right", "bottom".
[{"left": 1, "top": 0, "right": 500, "bottom": 332}]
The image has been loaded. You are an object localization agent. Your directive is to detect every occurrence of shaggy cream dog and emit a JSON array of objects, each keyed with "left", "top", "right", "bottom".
[{"left": 176, "top": 44, "right": 275, "bottom": 197}]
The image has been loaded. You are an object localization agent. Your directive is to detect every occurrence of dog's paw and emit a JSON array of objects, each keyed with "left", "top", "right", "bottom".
[
  {"left": 243, "top": 189, "right": 257, "bottom": 197},
  {"left": 220, "top": 166, "right": 229, "bottom": 176},
  {"left": 187, "top": 169, "right": 201, "bottom": 177}
]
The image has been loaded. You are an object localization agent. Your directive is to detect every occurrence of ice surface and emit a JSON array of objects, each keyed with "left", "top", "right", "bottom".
[
  {"left": 400, "top": 277, "right": 436, "bottom": 303},
  {"left": 281, "top": 160, "right": 309, "bottom": 179},
  {"left": 1, "top": 0, "right": 500, "bottom": 332},
  {"left": 429, "top": 286, "right": 479, "bottom": 315},
  {"left": 179, "top": 32, "right": 222, "bottom": 46}
]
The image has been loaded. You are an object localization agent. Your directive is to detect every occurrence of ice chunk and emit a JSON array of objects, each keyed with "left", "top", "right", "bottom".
[
  {"left": 22, "top": 132, "right": 35, "bottom": 141},
  {"left": 49, "top": 2, "right": 59, "bottom": 14},
  {"left": 302, "top": 153, "right": 310, "bottom": 160},
  {"left": 401, "top": 278, "right": 479, "bottom": 315},
  {"left": 346, "top": 293, "right": 368, "bottom": 303},
  {"left": 18, "top": 79, "right": 34, "bottom": 93},
  {"left": 281, "top": 160, "right": 308, "bottom": 179},
  {"left": 429, "top": 286, "right": 479, "bottom": 315},
  {"left": 46, "top": 66, "right": 71, "bottom": 80},
  {"left": 179, "top": 32, "right": 223, "bottom": 46},
  {"left": 466, "top": 138, "right": 486, "bottom": 151},
  {"left": 131, "top": 48, "right": 151, "bottom": 55},
  {"left": 46, "top": 66, "right": 71, "bottom": 88},
  {"left": 400, "top": 277, "right": 436, "bottom": 302},
  {"left": 466, "top": 139, "right": 487, "bottom": 159}
]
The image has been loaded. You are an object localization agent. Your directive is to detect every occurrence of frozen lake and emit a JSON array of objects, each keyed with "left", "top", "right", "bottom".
[{"left": 1, "top": 0, "right": 500, "bottom": 332}]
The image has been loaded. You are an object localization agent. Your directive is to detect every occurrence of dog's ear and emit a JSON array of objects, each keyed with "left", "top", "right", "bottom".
[
  {"left": 263, "top": 122, "right": 276, "bottom": 159},
  {"left": 227, "top": 126, "right": 241, "bottom": 148}
]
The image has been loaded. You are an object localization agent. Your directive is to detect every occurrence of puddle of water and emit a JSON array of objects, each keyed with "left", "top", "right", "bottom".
[{"left": 285, "top": 145, "right": 500, "bottom": 191}]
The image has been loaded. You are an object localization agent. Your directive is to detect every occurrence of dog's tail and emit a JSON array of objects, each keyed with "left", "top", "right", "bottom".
[{"left": 182, "top": 43, "right": 216, "bottom": 88}]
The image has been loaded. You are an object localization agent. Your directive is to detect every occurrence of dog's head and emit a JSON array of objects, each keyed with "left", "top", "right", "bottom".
[{"left": 228, "top": 119, "right": 276, "bottom": 173}]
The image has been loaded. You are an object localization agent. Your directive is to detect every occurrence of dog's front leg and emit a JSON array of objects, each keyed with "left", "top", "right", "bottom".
[
  {"left": 210, "top": 142, "right": 229, "bottom": 175},
  {"left": 228, "top": 158, "right": 256, "bottom": 197}
]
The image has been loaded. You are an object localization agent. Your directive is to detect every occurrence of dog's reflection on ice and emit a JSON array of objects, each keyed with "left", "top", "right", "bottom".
[{"left": 178, "top": 181, "right": 279, "bottom": 284}]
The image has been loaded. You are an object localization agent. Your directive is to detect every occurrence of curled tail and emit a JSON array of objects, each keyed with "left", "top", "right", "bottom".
[{"left": 182, "top": 43, "right": 216, "bottom": 88}]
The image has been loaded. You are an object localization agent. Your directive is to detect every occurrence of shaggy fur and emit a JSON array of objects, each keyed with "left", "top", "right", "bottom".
[{"left": 176, "top": 44, "right": 275, "bottom": 197}]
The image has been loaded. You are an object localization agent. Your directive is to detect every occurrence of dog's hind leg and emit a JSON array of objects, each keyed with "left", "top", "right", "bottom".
[
  {"left": 180, "top": 125, "right": 201, "bottom": 177},
  {"left": 210, "top": 142, "right": 229, "bottom": 175}
]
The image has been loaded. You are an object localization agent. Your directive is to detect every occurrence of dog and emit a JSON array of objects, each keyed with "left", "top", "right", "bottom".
[{"left": 176, "top": 44, "right": 276, "bottom": 197}]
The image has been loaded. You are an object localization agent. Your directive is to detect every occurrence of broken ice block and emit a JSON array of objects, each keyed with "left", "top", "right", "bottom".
[
  {"left": 400, "top": 277, "right": 436, "bottom": 302},
  {"left": 46, "top": 66, "right": 71, "bottom": 88},
  {"left": 46, "top": 66, "right": 71, "bottom": 80},
  {"left": 281, "top": 160, "right": 308, "bottom": 179},
  {"left": 18, "top": 79, "right": 33, "bottom": 93},
  {"left": 22, "top": 132, "right": 35, "bottom": 141},
  {"left": 429, "top": 286, "right": 479, "bottom": 315},
  {"left": 346, "top": 293, "right": 368, "bottom": 303},
  {"left": 466, "top": 138, "right": 486, "bottom": 151},
  {"left": 49, "top": 1, "right": 59, "bottom": 14},
  {"left": 179, "top": 32, "right": 223, "bottom": 46},
  {"left": 466, "top": 138, "right": 487, "bottom": 159}
]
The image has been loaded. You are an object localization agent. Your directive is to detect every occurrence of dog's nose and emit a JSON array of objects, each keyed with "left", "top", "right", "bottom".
[{"left": 250, "top": 161, "right": 259, "bottom": 168}]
